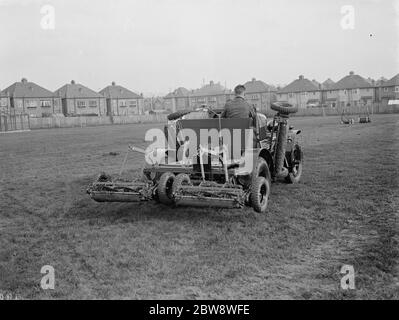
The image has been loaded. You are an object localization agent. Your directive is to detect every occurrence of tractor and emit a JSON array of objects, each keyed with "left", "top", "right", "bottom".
[{"left": 87, "top": 102, "right": 303, "bottom": 213}]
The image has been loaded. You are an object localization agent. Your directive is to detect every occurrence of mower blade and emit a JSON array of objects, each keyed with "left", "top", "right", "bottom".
[
  {"left": 87, "top": 181, "right": 154, "bottom": 202},
  {"left": 174, "top": 185, "right": 245, "bottom": 209}
]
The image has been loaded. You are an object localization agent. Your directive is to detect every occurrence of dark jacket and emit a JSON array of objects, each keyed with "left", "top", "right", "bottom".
[{"left": 221, "top": 96, "right": 256, "bottom": 119}]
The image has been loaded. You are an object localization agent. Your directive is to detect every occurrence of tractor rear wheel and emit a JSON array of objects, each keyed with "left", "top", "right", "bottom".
[
  {"left": 250, "top": 177, "right": 270, "bottom": 213},
  {"left": 157, "top": 172, "right": 175, "bottom": 205},
  {"left": 240, "top": 157, "right": 270, "bottom": 189},
  {"left": 254, "top": 158, "right": 270, "bottom": 179},
  {"left": 172, "top": 174, "right": 191, "bottom": 197}
]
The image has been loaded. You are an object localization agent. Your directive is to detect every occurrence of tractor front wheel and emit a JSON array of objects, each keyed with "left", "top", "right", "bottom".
[
  {"left": 157, "top": 172, "right": 175, "bottom": 205},
  {"left": 250, "top": 176, "right": 270, "bottom": 213}
]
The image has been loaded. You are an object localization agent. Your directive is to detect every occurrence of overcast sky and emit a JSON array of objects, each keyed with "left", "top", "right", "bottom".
[{"left": 0, "top": 0, "right": 397, "bottom": 95}]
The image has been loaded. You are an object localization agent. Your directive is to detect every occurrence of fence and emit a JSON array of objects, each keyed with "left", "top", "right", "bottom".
[
  {"left": 0, "top": 112, "right": 30, "bottom": 132},
  {"left": 28, "top": 114, "right": 168, "bottom": 130},
  {"left": 5, "top": 103, "right": 399, "bottom": 131},
  {"left": 264, "top": 103, "right": 399, "bottom": 118}
]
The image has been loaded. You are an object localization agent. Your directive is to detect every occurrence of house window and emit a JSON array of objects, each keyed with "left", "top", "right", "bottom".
[
  {"left": 344, "top": 90, "right": 347, "bottom": 94},
  {"left": 40, "top": 100, "right": 51, "bottom": 107},
  {"left": 250, "top": 94, "right": 258, "bottom": 100},
  {"left": 208, "top": 96, "right": 217, "bottom": 102},
  {"left": 129, "top": 100, "right": 137, "bottom": 108},
  {"left": 352, "top": 89, "right": 358, "bottom": 94},
  {"left": 0, "top": 98, "right": 8, "bottom": 107},
  {"left": 197, "top": 97, "right": 206, "bottom": 103},
  {"left": 26, "top": 100, "right": 38, "bottom": 108},
  {"left": 384, "top": 87, "right": 388, "bottom": 92},
  {"left": 288, "top": 93, "right": 294, "bottom": 98},
  {"left": 119, "top": 100, "right": 127, "bottom": 107},
  {"left": 89, "top": 100, "right": 97, "bottom": 108},
  {"left": 395, "top": 86, "right": 399, "bottom": 92},
  {"left": 77, "top": 100, "right": 86, "bottom": 108}
]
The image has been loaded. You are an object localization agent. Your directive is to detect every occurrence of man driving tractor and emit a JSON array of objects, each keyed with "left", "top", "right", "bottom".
[
  {"left": 221, "top": 84, "right": 257, "bottom": 119},
  {"left": 222, "top": 84, "right": 269, "bottom": 142}
]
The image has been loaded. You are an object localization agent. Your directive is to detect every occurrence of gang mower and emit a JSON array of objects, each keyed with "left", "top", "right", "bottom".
[{"left": 87, "top": 102, "right": 303, "bottom": 213}]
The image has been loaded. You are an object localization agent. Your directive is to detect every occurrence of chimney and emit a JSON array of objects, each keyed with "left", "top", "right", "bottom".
[
  {"left": 252, "top": 77, "right": 256, "bottom": 81},
  {"left": 21, "top": 78, "right": 27, "bottom": 83},
  {"left": 349, "top": 71, "right": 354, "bottom": 75},
  {"left": 71, "top": 80, "right": 76, "bottom": 84},
  {"left": 112, "top": 81, "right": 116, "bottom": 86},
  {"left": 299, "top": 75, "right": 304, "bottom": 80},
  {"left": 210, "top": 80, "right": 214, "bottom": 86}
]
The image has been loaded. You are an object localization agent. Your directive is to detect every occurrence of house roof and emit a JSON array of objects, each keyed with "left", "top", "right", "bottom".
[
  {"left": 54, "top": 80, "right": 104, "bottom": 99},
  {"left": 311, "top": 79, "right": 321, "bottom": 88},
  {"left": 1, "top": 78, "right": 54, "bottom": 98},
  {"left": 164, "top": 87, "right": 190, "bottom": 98},
  {"left": 374, "top": 77, "right": 388, "bottom": 87},
  {"left": 322, "top": 78, "right": 335, "bottom": 90},
  {"left": 191, "top": 81, "right": 231, "bottom": 97},
  {"left": 278, "top": 75, "right": 319, "bottom": 93},
  {"left": 243, "top": 78, "right": 276, "bottom": 93},
  {"left": 99, "top": 82, "right": 141, "bottom": 99},
  {"left": 383, "top": 73, "right": 399, "bottom": 87},
  {"left": 332, "top": 71, "right": 372, "bottom": 90}
]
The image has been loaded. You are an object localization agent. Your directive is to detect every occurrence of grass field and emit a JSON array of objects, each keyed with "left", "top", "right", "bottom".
[{"left": 0, "top": 114, "right": 398, "bottom": 300}]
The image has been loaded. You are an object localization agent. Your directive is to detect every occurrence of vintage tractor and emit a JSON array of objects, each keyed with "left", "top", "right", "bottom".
[{"left": 87, "top": 102, "right": 303, "bottom": 213}]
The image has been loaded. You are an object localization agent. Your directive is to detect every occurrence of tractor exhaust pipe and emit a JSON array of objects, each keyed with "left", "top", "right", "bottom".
[{"left": 274, "top": 114, "right": 289, "bottom": 178}]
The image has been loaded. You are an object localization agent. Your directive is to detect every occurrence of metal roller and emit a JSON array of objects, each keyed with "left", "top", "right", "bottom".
[{"left": 174, "top": 184, "right": 246, "bottom": 209}]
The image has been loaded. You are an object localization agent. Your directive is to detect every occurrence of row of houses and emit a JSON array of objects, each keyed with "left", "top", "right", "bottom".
[
  {"left": 0, "top": 79, "right": 144, "bottom": 117},
  {"left": 1, "top": 72, "right": 398, "bottom": 117},
  {"left": 163, "top": 78, "right": 277, "bottom": 114},
  {"left": 162, "top": 72, "right": 399, "bottom": 113},
  {"left": 276, "top": 72, "right": 399, "bottom": 110}
]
